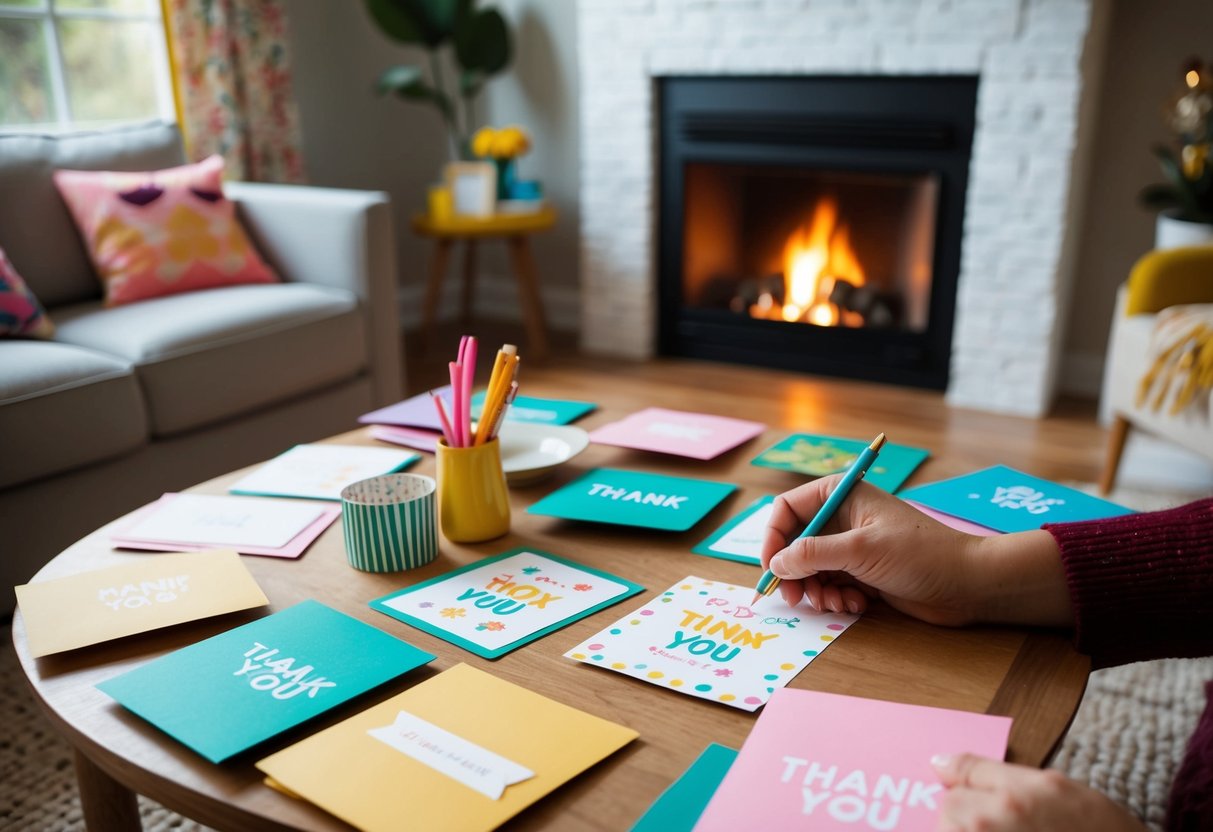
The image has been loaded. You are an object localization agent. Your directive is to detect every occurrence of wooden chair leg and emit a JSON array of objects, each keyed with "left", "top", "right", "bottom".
[
  {"left": 1098, "top": 415, "right": 1131, "bottom": 495},
  {"left": 461, "top": 240, "right": 478, "bottom": 324},
  {"left": 420, "top": 239, "right": 454, "bottom": 351},
  {"left": 506, "top": 236, "right": 550, "bottom": 361},
  {"left": 75, "top": 749, "right": 141, "bottom": 832}
]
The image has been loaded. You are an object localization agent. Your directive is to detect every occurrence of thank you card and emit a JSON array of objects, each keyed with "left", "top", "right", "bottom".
[
  {"left": 96, "top": 599, "right": 435, "bottom": 763},
  {"left": 527, "top": 469, "right": 737, "bottom": 532}
]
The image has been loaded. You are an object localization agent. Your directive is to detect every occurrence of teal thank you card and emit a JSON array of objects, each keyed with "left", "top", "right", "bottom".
[
  {"left": 750, "top": 433, "right": 928, "bottom": 492},
  {"left": 471, "top": 391, "right": 597, "bottom": 425},
  {"left": 897, "top": 464, "right": 1133, "bottom": 533},
  {"left": 631, "top": 743, "right": 738, "bottom": 832},
  {"left": 96, "top": 600, "right": 435, "bottom": 763},
  {"left": 527, "top": 468, "right": 737, "bottom": 531}
]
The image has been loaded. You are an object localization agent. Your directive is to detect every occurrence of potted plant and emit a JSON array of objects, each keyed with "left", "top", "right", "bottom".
[
  {"left": 1139, "top": 58, "right": 1213, "bottom": 248},
  {"left": 365, "top": 0, "right": 512, "bottom": 160}
]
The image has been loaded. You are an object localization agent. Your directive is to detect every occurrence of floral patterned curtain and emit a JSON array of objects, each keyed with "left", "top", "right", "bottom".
[{"left": 162, "top": 0, "right": 306, "bottom": 183}]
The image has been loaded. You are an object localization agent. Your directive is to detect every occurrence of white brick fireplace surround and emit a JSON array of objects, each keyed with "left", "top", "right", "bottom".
[{"left": 577, "top": 0, "right": 1104, "bottom": 416}]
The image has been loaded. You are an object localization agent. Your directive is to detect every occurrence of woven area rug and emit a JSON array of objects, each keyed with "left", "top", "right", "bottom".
[{"left": 2, "top": 486, "right": 1208, "bottom": 830}]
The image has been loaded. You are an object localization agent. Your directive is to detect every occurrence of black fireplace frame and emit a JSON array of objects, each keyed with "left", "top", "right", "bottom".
[{"left": 657, "top": 75, "right": 979, "bottom": 390}]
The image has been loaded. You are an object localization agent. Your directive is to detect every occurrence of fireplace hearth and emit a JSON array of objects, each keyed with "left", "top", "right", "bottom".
[{"left": 658, "top": 75, "right": 978, "bottom": 390}]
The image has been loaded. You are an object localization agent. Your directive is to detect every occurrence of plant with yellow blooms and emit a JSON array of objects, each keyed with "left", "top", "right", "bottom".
[{"left": 471, "top": 125, "right": 532, "bottom": 160}]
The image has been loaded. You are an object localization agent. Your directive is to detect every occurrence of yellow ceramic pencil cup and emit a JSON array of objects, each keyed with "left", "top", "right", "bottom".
[{"left": 436, "top": 437, "right": 511, "bottom": 543}]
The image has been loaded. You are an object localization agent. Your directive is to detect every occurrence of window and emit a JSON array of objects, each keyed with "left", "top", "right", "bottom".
[{"left": 0, "top": 0, "right": 174, "bottom": 130}]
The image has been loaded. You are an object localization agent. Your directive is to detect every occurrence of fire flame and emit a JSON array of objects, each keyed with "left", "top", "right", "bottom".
[{"left": 750, "top": 196, "right": 866, "bottom": 326}]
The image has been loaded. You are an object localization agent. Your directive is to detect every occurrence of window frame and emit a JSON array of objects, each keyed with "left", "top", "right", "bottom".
[{"left": 0, "top": 0, "right": 175, "bottom": 131}]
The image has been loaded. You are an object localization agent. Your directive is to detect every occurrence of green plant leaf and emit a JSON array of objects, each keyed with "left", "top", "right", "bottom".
[
  {"left": 454, "top": 8, "right": 511, "bottom": 75},
  {"left": 1138, "top": 183, "right": 1181, "bottom": 211},
  {"left": 375, "top": 64, "right": 424, "bottom": 95},
  {"left": 364, "top": 0, "right": 455, "bottom": 47},
  {"left": 459, "top": 68, "right": 485, "bottom": 99}
]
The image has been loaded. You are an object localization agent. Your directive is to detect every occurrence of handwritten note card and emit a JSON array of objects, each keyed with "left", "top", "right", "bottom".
[
  {"left": 229, "top": 444, "right": 419, "bottom": 501},
  {"left": 589, "top": 407, "right": 766, "bottom": 460},
  {"left": 96, "top": 600, "right": 435, "bottom": 763},
  {"left": 897, "top": 465, "right": 1133, "bottom": 533},
  {"left": 751, "top": 433, "right": 929, "bottom": 493},
  {"left": 692, "top": 496, "right": 775, "bottom": 566},
  {"left": 371, "top": 549, "right": 643, "bottom": 659},
  {"left": 112, "top": 493, "right": 340, "bottom": 558},
  {"left": 694, "top": 689, "right": 1012, "bottom": 831},
  {"left": 527, "top": 469, "right": 737, "bottom": 532},
  {"left": 16, "top": 550, "right": 268, "bottom": 658},
  {"left": 565, "top": 577, "right": 857, "bottom": 711},
  {"left": 256, "top": 663, "right": 638, "bottom": 832}
]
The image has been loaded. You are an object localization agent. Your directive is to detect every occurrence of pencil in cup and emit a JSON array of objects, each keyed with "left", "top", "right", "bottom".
[{"left": 751, "top": 432, "right": 887, "bottom": 605}]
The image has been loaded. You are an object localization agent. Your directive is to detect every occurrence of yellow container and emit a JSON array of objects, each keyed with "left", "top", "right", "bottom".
[
  {"left": 427, "top": 185, "right": 453, "bottom": 222},
  {"left": 436, "top": 437, "right": 511, "bottom": 543}
]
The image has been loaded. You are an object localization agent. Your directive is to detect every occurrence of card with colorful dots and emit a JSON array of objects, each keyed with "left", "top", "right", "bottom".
[
  {"left": 564, "top": 577, "right": 857, "bottom": 712},
  {"left": 750, "top": 433, "right": 929, "bottom": 493},
  {"left": 369, "top": 548, "right": 644, "bottom": 660}
]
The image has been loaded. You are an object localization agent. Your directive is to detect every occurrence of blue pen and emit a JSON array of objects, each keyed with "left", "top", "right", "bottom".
[{"left": 752, "top": 432, "right": 887, "bottom": 605}]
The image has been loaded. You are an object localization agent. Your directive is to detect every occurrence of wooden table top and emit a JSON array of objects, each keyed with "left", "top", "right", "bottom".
[
  {"left": 411, "top": 207, "right": 557, "bottom": 238},
  {"left": 11, "top": 373, "right": 1090, "bottom": 831}
]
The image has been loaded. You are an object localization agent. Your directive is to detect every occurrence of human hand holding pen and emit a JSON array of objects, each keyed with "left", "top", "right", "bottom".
[{"left": 758, "top": 478, "right": 1074, "bottom": 628}]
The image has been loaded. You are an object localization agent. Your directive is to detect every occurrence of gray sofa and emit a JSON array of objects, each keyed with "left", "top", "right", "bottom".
[{"left": 0, "top": 122, "right": 404, "bottom": 606}]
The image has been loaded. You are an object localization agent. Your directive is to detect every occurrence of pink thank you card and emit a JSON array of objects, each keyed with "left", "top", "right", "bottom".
[
  {"left": 695, "top": 689, "right": 1011, "bottom": 831},
  {"left": 589, "top": 407, "right": 765, "bottom": 460}
]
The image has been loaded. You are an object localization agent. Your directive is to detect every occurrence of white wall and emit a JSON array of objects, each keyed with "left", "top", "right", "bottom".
[{"left": 283, "top": 1, "right": 1212, "bottom": 404}]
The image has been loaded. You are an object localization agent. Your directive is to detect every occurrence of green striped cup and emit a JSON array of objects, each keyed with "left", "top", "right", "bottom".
[{"left": 340, "top": 474, "right": 438, "bottom": 572}]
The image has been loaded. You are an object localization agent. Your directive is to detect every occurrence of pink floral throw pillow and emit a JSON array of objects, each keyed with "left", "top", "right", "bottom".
[
  {"left": 53, "top": 155, "right": 278, "bottom": 307},
  {"left": 0, "top": 246, "right": 54, "bottom": 338}
]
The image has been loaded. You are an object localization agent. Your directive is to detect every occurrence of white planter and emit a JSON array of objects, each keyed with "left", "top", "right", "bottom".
[{"left": 1155, "top": 213, "right": 1213, "bottom": 250}]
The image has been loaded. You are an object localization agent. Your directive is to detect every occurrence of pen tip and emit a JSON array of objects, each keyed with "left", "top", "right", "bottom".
[{"left": 870, "top": 432, "right": 887, "bottom": 451}]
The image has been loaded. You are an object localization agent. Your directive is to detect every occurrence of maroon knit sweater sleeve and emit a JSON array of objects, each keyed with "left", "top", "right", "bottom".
[
  {"left": 1044, "top": 498, "right": 1213, "bottom": 831},
  {"left": 1042, "top": 497, "right": 1213, "bottom": 669}
]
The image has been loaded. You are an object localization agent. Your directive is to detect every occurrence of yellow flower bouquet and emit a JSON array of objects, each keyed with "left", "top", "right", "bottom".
[{"left": 472, "top": 125, "right": 532, "bottom": 160}]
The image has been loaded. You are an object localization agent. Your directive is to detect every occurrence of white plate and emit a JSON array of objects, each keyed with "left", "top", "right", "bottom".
[{"left": 497, "top": 422, "right": 589, "bottom": 486}]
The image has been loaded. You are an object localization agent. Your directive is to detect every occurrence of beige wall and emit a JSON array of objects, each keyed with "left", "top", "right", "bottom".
[
  {"left": 284, "top": 1, "right": 1211, "bottom": 397},
  {"left": 1064, "top": 0, "right": 1213, "bottom": 395}
]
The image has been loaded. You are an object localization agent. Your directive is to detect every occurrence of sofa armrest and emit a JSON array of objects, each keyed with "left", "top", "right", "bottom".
[
  {"left": 224, "top": 181, "right": 404, "bottom": 407},
  {"left": 1125, "top": 244, "right": 1213, "bottom": 315}
]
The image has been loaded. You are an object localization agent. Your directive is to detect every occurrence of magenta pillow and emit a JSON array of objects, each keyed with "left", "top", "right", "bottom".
[
  {"left": 53, "top": 155, "right": 279, "bottom": 307},
  {"left": 0, "top": 246, "right": 54, "bottom": 338}
]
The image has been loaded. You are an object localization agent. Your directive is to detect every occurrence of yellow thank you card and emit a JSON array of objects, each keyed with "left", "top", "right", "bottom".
[
  {"left": 16, "top": 550, "right": 268, "bottom": 658},
  {"left": 256, "top": 663, "right": 638, "bottom": 831}
]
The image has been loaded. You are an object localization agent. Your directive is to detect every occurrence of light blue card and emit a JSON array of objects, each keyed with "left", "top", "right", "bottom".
[
  {"left": 897, "top": 465, "right": 1134, "bottom": 533},
  {"left": 750, "top": 433, "right": 929, "bottom": 493},
  {"left": 471, "top": 391, "right": 597, "bottom": 425},
  {"left": 370, "top": 548, "right": 644, "bottom": 659},
  {"left": 630, "top": 743, "right": 738, "bottom": 832},
  {"left": 96, "top": 600, "right": 435, "bottom": 763},
  {"left": 527, "top": 468, "right": 737, "bottom": 532},
  {"left": 691, "top": 495, "right": 774, "bottom": 566}
]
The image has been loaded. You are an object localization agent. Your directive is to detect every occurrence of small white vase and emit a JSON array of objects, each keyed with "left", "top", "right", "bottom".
[{"left": 1155, "top": 212, "right": 1213, "bottom": 250}]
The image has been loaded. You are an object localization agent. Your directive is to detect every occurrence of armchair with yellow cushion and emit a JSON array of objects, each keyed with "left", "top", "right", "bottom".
[{"left": 1099, "top": 244, "right": 1213, "bottom": 493}]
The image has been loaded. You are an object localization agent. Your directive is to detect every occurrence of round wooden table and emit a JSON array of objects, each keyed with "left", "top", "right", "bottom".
[
  {"left": 12, "top": 380, "right": 1090, "bottom": 831},
  {"left": 412, "top": 208, "right": 557, "bottom": 361}
]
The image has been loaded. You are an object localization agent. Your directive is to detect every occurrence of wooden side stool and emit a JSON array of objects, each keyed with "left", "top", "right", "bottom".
[{"left": 412, "top": 207, "right": 557, "bottom": 361}]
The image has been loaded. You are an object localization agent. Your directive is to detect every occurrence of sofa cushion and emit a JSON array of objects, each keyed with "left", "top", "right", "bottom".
[
  {"left": 52, "top": 283, "right": 367, "bottom": 436},
  {"left": 53, "top": 155, "right": 279, "bottom": 307},
  {"left": 0, "top": 340, "right": 147, "bottom": 489},
  {"left": 0, "top": 121, "right": 184, "bottom": 308},
  {"left": 1, "top": 246, "right": 54, "bottom": 338}
]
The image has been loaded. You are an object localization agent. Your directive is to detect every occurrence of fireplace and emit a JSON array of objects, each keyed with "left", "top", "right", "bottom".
[{"left": 658, "top": 75, "right": 978, "bottom": 389}]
